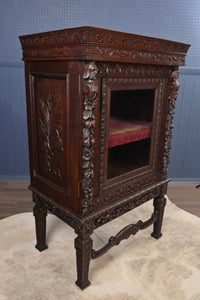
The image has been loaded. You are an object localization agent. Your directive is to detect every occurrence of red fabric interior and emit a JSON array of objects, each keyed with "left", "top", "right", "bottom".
[{"left": 109, "top": 118, "right": 151, "bottom": 148}]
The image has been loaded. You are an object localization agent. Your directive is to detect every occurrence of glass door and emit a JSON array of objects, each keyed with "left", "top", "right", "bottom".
[{"left": 107, "top": 89, "right": 155, "bottom": 179}]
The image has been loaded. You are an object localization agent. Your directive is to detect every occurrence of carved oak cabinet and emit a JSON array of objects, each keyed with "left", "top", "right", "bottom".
[{"left": 19, "top": 27, "right": 189, "bottom": 289}]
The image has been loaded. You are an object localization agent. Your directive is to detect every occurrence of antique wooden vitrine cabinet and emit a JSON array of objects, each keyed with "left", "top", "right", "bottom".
[{"left": 20, "top": 27, "right": 189, "bottom": 289}]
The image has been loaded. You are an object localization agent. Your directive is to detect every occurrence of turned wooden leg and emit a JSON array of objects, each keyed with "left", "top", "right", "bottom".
[
  {"left": 151, "top": 195, "right": 166, "bottom": 239},
  {"left": 33, "top": 204, "right": 48, "bottom": 252},
  {"left": 74, "top": 236, "right": 92, "bottom": 290}
]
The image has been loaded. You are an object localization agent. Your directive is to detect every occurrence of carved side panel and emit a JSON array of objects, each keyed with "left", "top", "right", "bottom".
[
  {"left": 162, "top": 69, "right": 180, "bottom": 178},
  {"left": 32, "top": 74, "right": 68, "bottom": 187},
  {"left": 82, "top": 62, "right": 98, "bottom": 216}
]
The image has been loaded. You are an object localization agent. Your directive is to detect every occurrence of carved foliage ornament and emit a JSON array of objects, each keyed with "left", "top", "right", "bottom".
[
  {"left": 162, "top": 69, "right": 179, "bottom": 177},
  {"left": 22, "top": 46, "right": 185, "bottom": 66},
  {"left": 82, "top": 62, "right": 98, "bottom": 216},
  {"left": 39, "top": 80, "right": 64, "bottom": 180},
  {"left": 94, "top": 186, "right": 161, "bottom": 228},
  {"left": 21, "top": 28, "right": 187, "bottom": 53}
]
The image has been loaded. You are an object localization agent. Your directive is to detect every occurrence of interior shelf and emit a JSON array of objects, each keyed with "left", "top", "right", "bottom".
[{"left": 108, "top": 117, "right": 152, "bottom": 148}]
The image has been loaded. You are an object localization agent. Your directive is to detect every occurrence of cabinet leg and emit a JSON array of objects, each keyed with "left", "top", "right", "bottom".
[
  {"left": 151, "top": 195, "right": 166, "bottom": 239},
  {"left": 33, "top": 204, "right": 48, "bottom": 252},
  {"left": 74, "top": 236, "right": 92, "bottom": 290}
]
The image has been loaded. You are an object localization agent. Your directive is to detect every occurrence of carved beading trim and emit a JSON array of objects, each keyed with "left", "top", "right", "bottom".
[
  {"left": 162, "top": 69, "right": 180, "bottom": 177},
  {"left": 97, "top": 62, "right": 171, "bottom": 77},
  {"left": 82, "top": 62, "right": 98, "bottom": 216}
]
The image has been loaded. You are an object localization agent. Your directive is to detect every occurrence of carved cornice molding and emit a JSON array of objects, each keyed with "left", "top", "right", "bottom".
[
  {"left": 21, "top": 45, "right": 186, "bottom": 66},
  {"left": 20, "top": 27, "right": 190, "bottom": 66},
  {"left": 20, "top": 27, "right": 189, "bottom": 53},
  {"left": 82, "top": 62, "right": 98, "bottom": 216}
]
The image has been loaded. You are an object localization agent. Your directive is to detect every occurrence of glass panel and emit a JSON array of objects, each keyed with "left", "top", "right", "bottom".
[{"left": 107, "top": 89, "right": 155, "bottom": 179}]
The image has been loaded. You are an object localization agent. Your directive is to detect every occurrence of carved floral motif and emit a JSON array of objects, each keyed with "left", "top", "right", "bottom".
[
  {"left": 162, "top": 69, "right": 179, "bottom": 177},
  {"left": 39, "top": 82, "right": 64, "bottom": 180},
  {"left": 82, "top": 62, "right": 98, "bottom": 216}
]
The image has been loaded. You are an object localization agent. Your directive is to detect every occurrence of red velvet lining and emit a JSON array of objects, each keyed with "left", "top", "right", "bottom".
[{"left": 109, "top": 118, "right": 151, "bottom": 148}]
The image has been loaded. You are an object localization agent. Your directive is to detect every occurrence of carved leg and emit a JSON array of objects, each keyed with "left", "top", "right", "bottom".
[
  {"left": 33, "top": 204, "right": 48, "bottom": 252},
  {"left": 74, "top": 236, "right": 92, "bottom": 290},
  {"left": 151, "top": 195, "right": 166, "bottom": 239}
]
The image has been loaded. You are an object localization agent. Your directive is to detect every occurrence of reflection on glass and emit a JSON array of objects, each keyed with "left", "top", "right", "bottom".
[{"left": 107, "top": 89, "right": 155, "bottom": 179}]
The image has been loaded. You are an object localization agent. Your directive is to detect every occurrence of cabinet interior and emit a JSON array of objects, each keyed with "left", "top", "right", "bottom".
[{"left": 107, "top": 89, "right": 155, "bottom": 179}]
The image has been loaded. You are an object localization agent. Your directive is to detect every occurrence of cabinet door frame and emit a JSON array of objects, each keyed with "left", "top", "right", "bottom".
[{"left": 98, "top": 76, "right": 166, "bottom": 194}]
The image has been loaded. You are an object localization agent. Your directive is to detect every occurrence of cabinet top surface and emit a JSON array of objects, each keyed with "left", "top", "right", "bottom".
[{"left": 19, "top": 26, "right": 190, "bottom": 66}]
